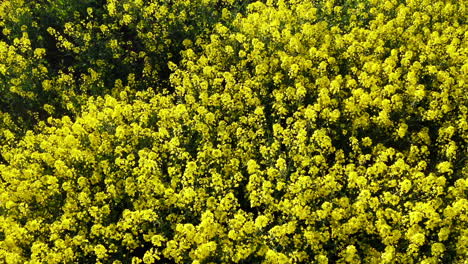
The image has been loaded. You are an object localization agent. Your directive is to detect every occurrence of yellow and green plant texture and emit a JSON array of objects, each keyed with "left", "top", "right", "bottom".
[{"left": 0, "top": 0, "right": 467, "bottom": 263}]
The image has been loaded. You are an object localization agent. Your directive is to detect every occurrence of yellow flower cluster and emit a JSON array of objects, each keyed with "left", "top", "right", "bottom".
[
  {"left": 0, "top": 0, "right": 249, "bottom": 144},
  {"left": 0, "top": 0, "right": 467, "bottom": 263}
]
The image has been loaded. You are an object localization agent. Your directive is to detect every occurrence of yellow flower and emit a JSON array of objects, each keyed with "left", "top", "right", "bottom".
[{"left": 94, "top": 244, "right": 108, "bottom": 259}]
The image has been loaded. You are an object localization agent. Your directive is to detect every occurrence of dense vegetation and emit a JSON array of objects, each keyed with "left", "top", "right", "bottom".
[{"left": 0, "top": 0, "right": 466, "bottom": 263}]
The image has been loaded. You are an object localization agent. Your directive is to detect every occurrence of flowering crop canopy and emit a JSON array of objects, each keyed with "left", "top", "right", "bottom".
[{"left": 0, "top": 0, "right": 467, "bottom": 263}]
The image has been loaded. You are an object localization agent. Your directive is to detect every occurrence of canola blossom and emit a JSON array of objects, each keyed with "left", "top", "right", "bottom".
[{"left": 0, "top": 0, "right": 467, "bottom": 263}]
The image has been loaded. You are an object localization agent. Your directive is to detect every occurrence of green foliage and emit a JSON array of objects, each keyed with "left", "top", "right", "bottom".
[{"left": 0, "top": 0, "right": 467, "bottom": 263}]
